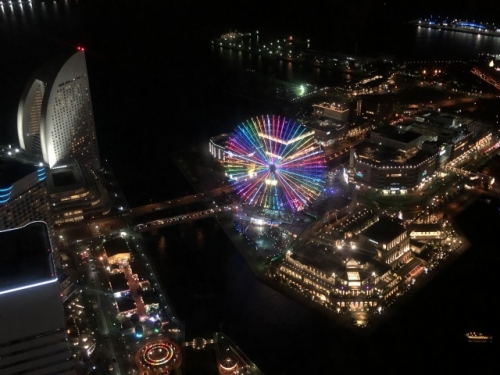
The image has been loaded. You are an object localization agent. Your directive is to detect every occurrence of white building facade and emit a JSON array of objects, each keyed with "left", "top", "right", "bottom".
[{"left": 18, "top": 50, "right": 100, "bottom": 170}]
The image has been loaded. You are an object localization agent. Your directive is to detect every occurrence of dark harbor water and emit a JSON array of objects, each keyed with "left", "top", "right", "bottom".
[
  {"left": 1, "top": 1, "right": 499, "bottom": 374},
  {"left": 138, "top": 197, "right": 500, "bottom": 374}
]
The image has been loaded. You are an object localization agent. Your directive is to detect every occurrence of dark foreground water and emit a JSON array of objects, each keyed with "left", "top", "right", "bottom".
[{"left": 1, "top": 1, "right": 500, "bottom": 374}]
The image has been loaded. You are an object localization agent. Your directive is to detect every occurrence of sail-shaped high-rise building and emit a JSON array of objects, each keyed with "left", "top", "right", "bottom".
[{"left": 17, "top": 50, "right": 100, "bottom": 170}]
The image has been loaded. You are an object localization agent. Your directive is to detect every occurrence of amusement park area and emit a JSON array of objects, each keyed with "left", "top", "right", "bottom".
[{"left": 202, "top": 101, "right": 500, "bottom": 327}]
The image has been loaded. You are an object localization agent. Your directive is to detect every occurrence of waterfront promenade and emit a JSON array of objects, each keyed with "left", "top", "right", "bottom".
[
  {"left": 171, "top": 147, "right": 374, "bottom": 328},
  {"left": 59, "top": 160, "right": 185, "bottom": 374},
  {"left": 169, "top": 140, "right": 498, "bottom": 333}
]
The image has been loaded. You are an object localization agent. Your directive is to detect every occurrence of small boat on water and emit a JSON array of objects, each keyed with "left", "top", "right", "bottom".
[{"left": 465, "top": 332, "right": 493, "bottom": 343}]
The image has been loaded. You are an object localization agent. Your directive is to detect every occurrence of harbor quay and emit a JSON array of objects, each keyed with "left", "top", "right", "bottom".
[
  {"left": 171, "top": 148, "right": 345, "bottom": 318},
  {"left": 171, "top": 76, "right": 500, "bottom": 329},
  {"left": 171, "top": 140, "right": 475, "bottom": 330},
  {"left": 58, "top": 158, "right": 266, "bottom": 374},
  {"left": 55, "top": 160, "right": 186, "bottom": 374}
]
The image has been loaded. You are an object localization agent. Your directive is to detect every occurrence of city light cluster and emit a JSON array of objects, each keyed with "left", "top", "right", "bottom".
[{"left": 225, "top": 115, "right": 326, "bottom": 211}]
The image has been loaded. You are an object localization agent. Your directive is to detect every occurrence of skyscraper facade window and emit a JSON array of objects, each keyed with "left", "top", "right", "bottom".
[{"left": 0, "top": 147, "right": 51, "bottom": 231}]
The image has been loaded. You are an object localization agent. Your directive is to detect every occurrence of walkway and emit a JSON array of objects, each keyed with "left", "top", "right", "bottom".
[{"left": 127, "top": 185, "right": 234, "bottom": 218}]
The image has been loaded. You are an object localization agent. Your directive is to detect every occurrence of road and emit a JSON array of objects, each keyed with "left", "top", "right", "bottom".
[{"left": 127, "top": 185, "right": 235, "bottom": 218}]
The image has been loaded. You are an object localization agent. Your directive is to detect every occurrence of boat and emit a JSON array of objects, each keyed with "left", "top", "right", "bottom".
[{"left": 465, "top": 332, "right": 493, "bottom": 343}]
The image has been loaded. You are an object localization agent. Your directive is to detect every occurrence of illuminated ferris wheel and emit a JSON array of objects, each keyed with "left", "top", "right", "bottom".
[{"left": 224, "top": 115, "right": 326, "bottom": 212}]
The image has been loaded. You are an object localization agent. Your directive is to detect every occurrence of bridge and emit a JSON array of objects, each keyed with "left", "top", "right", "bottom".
[
  {"left": 125, "top": 185, "right": 235, "bottom": 219},
  {"left": 124, "top": 183, "right": 238, "bottom": 231},
  {"left": 441, "top": 165, "right": 474, "bottom": 178},
  {"left": 471, "top": 67, "right": 500, "bottom": 91},
  {"left": 135, "top": 204, "right": 239, "bottom": 231},
  {"left": 440, "top": 132, "right": 498, "bottom": 178}
]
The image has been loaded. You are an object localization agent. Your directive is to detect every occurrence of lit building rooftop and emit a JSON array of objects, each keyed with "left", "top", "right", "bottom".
[
  {"left": 360, "top": 216, "right": 406, "bottom": 245},
  {"left": 304, "top": 118, "right": 347, "bottom": 134},
  {"left": 291, "top": 245, "right": 345, "bottom": 275},
  {"left": 407, "top": 223, "right": 442, "bottom": 233},
  {"left": 109, "top": 273, "right": 129, "bottom": 293},
  {"left": 210, "top": 133, "right": 230, "bottom": 143},
  {"left": 371, "top": 126, "right": 423, "bottom": 144},
  {"left": 0, "top": 222, "right": 55, "bottom": 293},
  {"left": 291, "top": 240, "right": 380, "bottom": 278},
  {"left": 142, "top": 292, "right": 160, "bottom": 306},
  {"left": 48, "top": 168, "right": 80, "bottom": 191},
  {"left": 116, "top": 297, "right": 136, "bottom": 313},
  {"left": 313, "top": 102, "right": 349, "bottom": 112},
  {"left": 0, "top": 222, "right": 70, "bottom": 373},
  {"left": 355, "top": 139, "right": 434, "bottom": 166},
  {"left": 395, "top": 257, "right": 426, "bottom": 279},
  {"left": 103, "top": 237, "right": 130, "bottom": 257}
]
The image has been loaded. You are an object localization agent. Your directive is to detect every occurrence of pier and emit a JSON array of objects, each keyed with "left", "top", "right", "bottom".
[{"left": 410, "top": 18, "right": 500, "bottom": 38}]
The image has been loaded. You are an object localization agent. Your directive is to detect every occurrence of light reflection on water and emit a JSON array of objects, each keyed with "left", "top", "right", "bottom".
[
  {"left": 144, "top": 201, "right": 500, "bottom": 374},
  {"left": 212, "top": 25, "right": 500, "bottom": 91},
  {"left": 0, "top": 0, "right": 72, "bottom": 30},
  {"left": 413, "top": 26, "right": 500, "bottom": 58},
  {"left": 214, "top": 26, "right": 500, "bottom": 81},
  {"left": 215, "top": 47, "right": 347, "bottom": 87},
  {"left": 158, "top": 235, "right": 167, "bottom": 257}
]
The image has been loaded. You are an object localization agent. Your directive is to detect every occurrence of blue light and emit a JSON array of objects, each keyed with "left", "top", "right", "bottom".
[
  {"left": 38, "top": 168, "right": 46, "bottom": 182},
  {"left": 457, "top": 21, "right": 485, "bottom": 29},
  {"left": 0, "top": 185, "right": 12, "bottom": 204}
]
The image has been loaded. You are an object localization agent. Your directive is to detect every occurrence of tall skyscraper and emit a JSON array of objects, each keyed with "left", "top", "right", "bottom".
[
  {"left": 0, "top": 221, "right": 75, "bottom": 375},
  {"left": 17, "top": 50, "right": 100, "bottom": 170}
]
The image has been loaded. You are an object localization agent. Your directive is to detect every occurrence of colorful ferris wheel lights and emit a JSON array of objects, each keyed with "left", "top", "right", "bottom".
[{"left": 225, "top": 115, "right": 326, "bottom": 212}]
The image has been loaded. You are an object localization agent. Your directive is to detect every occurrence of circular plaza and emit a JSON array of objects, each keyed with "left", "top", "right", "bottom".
[{"left": 135, "top": 339, "right": 182, "bottom": 374}]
